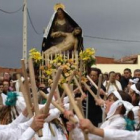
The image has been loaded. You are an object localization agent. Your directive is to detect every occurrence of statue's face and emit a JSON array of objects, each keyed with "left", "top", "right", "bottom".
[{"left": 57, "top": 9, "right": 65, "bottom": 19}]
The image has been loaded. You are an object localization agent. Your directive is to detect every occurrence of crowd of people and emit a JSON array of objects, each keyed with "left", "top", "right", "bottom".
[{"left": 0, "top": 67, "right": 140, "bottom": 140}]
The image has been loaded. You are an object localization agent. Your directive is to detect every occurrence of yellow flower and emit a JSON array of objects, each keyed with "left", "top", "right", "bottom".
[
  {"left": 79, "top": 48, "right": 96, "bottom": 66},
  {"left": 29, "top": 48, "right": 42, "bottom": 62},
  {"left": 45, "top": 69, "right": 52, "bottom": 76}
]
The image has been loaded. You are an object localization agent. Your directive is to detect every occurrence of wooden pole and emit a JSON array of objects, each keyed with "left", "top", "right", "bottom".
[
  {"left": 17, "top": 74, "right": 33, "bottom": 117},
  {"left": 52, "top": 70, "right": 61, "bottom": 104},
  {"left": 61, "top": 70, "right": 76, "bottom": 100},
  {"left": 81, "top": 81, "right": 97, "bottom": 101},
  {"left": 63, "top": 83, "right": 83, "bottom": 119},
  {"left": 21, "top": 59, "right": 32, "bottom": 108},
  {"left": 76, "top": 98, "right": 85, "bottom": 118},
  {"left": 63, "top": 83, "right": 89, "bottom": 139},
  {"left": 97, "top": 74, "right": 102, "bottom": 98},
  {"left": 39, "top": 91, "right": 77, "bottom": 124},
  {"left": 28, "top": 58, "right": 42, "bottom": 137},
  {"left": 73, "top": 76, "right": 85, "bottom": 96},
  {"left": 43, "top": 68, "right": 62, "bottom": 115},
  {"left": 86, "top": 75, "right": 98, "bottom": 89}
]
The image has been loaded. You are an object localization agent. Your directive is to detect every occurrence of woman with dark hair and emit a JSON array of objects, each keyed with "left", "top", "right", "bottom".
[
  {"left": 128, "top": 83, "right": 140, "bottom": 129},
  {"left": 129, "top": 83, "right": 140, "bottom": 106},
  {"left": 115, "top": 72, "right": 122, "bottom": 82},
  {"left": 65, "top": 90, "right": 135, "bottom": 140}
]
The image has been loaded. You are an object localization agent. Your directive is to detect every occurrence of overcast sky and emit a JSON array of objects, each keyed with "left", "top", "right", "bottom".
[{"left": 0, "top": 0, "right": 140, "bottom": 68}]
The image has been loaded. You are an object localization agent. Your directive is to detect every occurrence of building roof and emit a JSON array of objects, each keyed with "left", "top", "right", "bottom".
[
  {"left": 114, "top": 54, "right": 138, "bottom": 64},
  {"left": 96, "top": 54, "right": 138, "bottom": 64},
  {"left": 96, "top": 56, "right": 115, "bottom": 64}
]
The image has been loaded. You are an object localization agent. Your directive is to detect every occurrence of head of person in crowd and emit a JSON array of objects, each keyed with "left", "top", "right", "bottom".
[
  {"left": 121, "top": 68, "right": 132, "bottom": 91},
  {"left": 8, "top": 73, "right": 19, "bottom": 91},
  {"left": 38, "top": 83, "right": 48, "bottom": 93},
  {"left": 11, "top": 73, "right": 18, "bottom": 81},
  {"left": 2, "top": 79, "right": 10, "bottom": 94},
  {"left": 134, "top": 69, "right": 140, "bottom": 78},
  {"left": 115, "top": 72, "right": 122, "bottom": 82},
  {"left": 129, "top": 82, "right": 140, "bottom": 106},
  {"left": 88, "top": 67, "right": 102, "bottom": 84},
  {"left": 123, "top": 68, "right": 132, "bottom": 79},
  {"left": 105, "top": 90, "right": 132, "bottom": 116},
  {"left": 3, "top": 72, "right": 11, "bottom": 81},
  {"left": 105, "top": 90, "right": 134, "bottom": 130},
  {"left": 0, "top": 82, "right": 3, "bottom": 94},
  {"left": 103, "top": 72, "right": 109, "bottom": 82},
  {"left": 0, "top": 76, "right": 4, "bottom": 82},
  {"left": 9, "top": 80, "right": 15, "bottom": 91},
  {"left": 126, "top": 77, "right": 140, "bottom": 93},
  {"left": 108, "top": 71, "right": 116, "bottom": 83}
]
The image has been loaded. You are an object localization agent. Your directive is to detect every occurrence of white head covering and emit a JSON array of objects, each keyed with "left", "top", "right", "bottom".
[
  {"left": 130, "top": 84, "right": 140, "bottom": 95},
  {"left": 129, "top": 78, "right": 139, "bottom": 84},
  {"left": 106, "top": 90, "right": 133, "bottom": 119}
]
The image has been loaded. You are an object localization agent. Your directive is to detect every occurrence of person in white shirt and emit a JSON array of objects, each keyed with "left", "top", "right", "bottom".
[
  {"left": 0, "top": 107, "right": 29, "bottom": 130},
  {"left": 103, "top": 71, "right": 122, "bottom": 94},
  {"left": 0, "top": 114, "right": 47, "bottom": 140},
  {"left": 0, "top": 105, "right": 47, "bottom": 140},
  {"left": 79, "top": 117, "right": 140, "bottom": 140},
  {"left": 34, "top": 92, "right": 71, "bottom": 140},
  {"left": 65, "top": 90, "right": 134, "bottom": 140}
]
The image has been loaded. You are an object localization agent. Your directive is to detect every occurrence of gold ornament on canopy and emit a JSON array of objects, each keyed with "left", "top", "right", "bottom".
[{"left": 54, "top": 3, "right": 65, "bottom": 11}]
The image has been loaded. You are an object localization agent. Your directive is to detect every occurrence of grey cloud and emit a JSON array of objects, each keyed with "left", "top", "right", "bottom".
[{"left": 0, "top": 0, "right": 140, "bottom": 67}]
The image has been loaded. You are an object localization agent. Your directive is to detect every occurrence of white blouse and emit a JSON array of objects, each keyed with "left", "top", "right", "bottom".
[
  {"left": 72, "top": 114, "right": 126, "bottom": 140},
  {"left": 0, "top": 118, "right": 33, "bottom": 140},
  {"left": 104, "top": 129, "right": 140, "bottom": 140}
]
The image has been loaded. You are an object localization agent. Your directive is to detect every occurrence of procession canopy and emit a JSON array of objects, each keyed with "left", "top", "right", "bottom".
[{"left": 42, "top": 3, "right": 84, "bottom": 54}]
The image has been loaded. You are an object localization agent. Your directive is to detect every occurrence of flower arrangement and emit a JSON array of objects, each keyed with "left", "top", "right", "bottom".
[
  {"left": 41, "top": 54, "right": 77, "bottom": 87},
  {"left": 29, "top": 48, "right": 42, "bottom": 64},
  {"left": 39, "top": 48, "right": 96, "bottom": 87},
  {"left": 79, "top": 48, "right": 96, "bottom": 67}
]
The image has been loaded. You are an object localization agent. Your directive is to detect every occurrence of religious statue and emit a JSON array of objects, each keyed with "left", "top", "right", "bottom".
[
  {"left": 42, "top": 3, "right": 83, "bottom": 54},
  {"left": 44, "top": 27, "right": 82, "bottom": 55}
]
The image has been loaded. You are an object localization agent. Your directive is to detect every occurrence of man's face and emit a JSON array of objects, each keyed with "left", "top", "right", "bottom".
[
  {"left": 110, "top": 73, "right": 116, "bottom": 83},
  {"left": 89, "top": 71, "right": 98, "bottom": 82},
  {"left": 124, "top": 70, "right": 131, "bottom": 79},
  {"left": 134, "top": 71, "right": 140, "bottom": 78}
]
